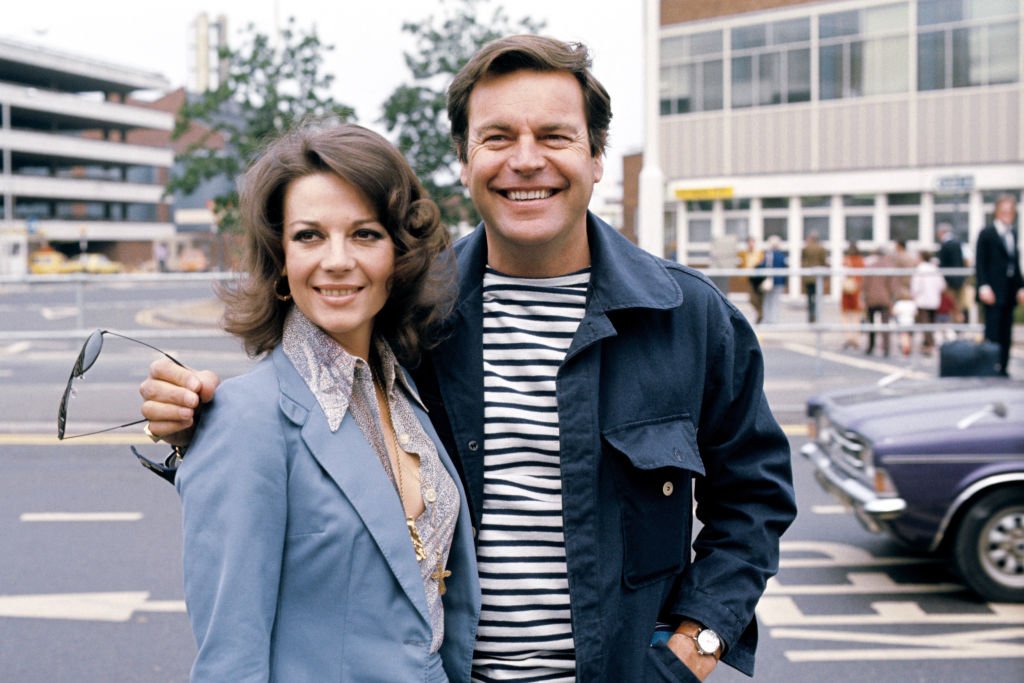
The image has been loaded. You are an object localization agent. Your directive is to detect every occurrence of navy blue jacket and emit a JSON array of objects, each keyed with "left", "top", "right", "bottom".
[{"left": 412, "top": 213, "right": 796, "bottom": 681}]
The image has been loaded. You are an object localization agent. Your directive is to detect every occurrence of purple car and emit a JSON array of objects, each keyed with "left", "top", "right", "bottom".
[{"left": 801, "top": 376, "right": 1024, "bottom": 603}]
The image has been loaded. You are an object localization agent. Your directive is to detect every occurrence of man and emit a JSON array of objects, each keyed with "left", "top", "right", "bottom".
[
  {"left": 800, "top": 231, "right": 828, "bottom": 323},
  {"left": 862, "top": 244, "right": 895, "bottom": 357},
  {"left": 936, "top": 222, "right": 966, "bottom": 323},
  {"left": 141, "top": 35, "right": 795, "bottom": 682},
  {"left": 975, "top": 194, "right": 1024, "bottom": 375}
]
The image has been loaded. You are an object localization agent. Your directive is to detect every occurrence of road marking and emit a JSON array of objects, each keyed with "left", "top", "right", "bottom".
[
  {"left": 767, "top": 571, "right": 963, "bottom": 595},
  {"left": 759, "top": 596, "right": 1024, "bottom": 626},
  {"left": 0, "top": 433, "right": 145, "bottom": 445},
  {"left": 778, "top": 541, "right": 940, "bottom": 568},
  {"left": 0, "top": 341, "right": 31, "bottom": 355},
  {"left": 39, "top": 307, "right": 80, "bottom": 321},
  {"left": 810, "top": 504, "right": 849, "bottom": 514},
  {"left": 772, "top": 626, "right": 1024, "bottom": 661},
  {"left": 781, "top": 341, "right": 932, "bottom": 379},
  {"left": 0, "top": 592, "right": 184, "bottom": 621},
  {"left": 20, "top": 512, "right": 143, "bottom": 523}
]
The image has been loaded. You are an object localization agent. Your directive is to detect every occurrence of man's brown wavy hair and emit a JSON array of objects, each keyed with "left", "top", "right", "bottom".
[
  {"left": 220, "top": 121, "right": 455, "bottom": 366},
  {"left": 447, "top": 34, "right": 612, "bottom": 163}
]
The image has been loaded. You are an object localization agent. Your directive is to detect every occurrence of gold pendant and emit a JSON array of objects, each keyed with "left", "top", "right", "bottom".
[
  {"left": 407, "top": 517, "right": 426, "bottom": 561},
  {"left": 432, "top": 562, "right": 452, "bottom": 596}
]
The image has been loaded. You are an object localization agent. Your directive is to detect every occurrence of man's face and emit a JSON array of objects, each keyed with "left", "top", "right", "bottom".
[
  {"left": 460, "top": 69, "right": 603, "bottom": 277},
  {"left": 995, "top": 199, "right": 1018, "bottom": 226}
]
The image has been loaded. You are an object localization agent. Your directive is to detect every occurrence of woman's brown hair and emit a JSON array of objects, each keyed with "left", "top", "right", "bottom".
[{"left": 220, "top": 120, "right": 454, "bottom": 365}]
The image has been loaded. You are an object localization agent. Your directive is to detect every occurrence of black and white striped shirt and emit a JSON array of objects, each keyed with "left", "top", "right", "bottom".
[{"left": 471, "top": 267, "right": 590, "bottom": 683}]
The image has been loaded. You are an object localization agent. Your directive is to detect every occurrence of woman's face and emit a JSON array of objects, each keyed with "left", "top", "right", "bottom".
[{"left": 282, "top": 172, "right": 395, "bottom": 360}]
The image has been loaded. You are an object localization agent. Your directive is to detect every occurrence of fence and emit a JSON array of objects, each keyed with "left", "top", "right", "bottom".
[{"left": 1, "top": 267, "right": 986, "bottom": 353}]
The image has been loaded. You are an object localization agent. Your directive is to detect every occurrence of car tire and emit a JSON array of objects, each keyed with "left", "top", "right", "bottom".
[{"left": 952, "top": 487, "right": 1024, "bottom": 603}]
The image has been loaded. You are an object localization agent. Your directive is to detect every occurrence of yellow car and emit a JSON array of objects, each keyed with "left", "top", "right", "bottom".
[
  {"left": 29, "top": 250, "right": 77, "bottom": 275},
  {"left": 74, "top": 253, "right": 124, "bottom": 274}
]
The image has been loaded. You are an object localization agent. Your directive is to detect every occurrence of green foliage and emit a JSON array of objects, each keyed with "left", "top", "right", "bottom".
[
  {"left": 380, "top": 0, "right": 544, "bottom": 228},
  {"left": 168, "top": 18, "right": 355, "bottom": 233}
]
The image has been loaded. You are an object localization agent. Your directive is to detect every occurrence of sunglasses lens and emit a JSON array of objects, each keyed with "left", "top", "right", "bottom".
[{"left": 79, "top": 330, "right": 105, "bottom": 375}]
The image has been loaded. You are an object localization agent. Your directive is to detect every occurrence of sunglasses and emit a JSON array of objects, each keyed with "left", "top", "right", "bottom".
[{"left": 57, "top": 329, "right": 190, "bottom": 484}]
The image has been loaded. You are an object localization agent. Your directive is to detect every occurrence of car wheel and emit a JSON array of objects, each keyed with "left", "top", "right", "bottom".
[{"left": 952, "top": 487, "right": 1024, "bottom": 603}]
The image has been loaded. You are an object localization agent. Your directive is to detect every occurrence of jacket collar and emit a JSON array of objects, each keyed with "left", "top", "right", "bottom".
[{"left": 451, "top": 211, "right": 682, "bottom": 319}]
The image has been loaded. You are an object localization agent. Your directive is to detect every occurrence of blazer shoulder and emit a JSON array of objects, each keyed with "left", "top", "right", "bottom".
[{"left": 194, "top": 356, "right": 292, "bottom": 442}]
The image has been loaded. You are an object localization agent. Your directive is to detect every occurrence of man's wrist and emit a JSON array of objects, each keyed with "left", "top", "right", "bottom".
[{"left": 673, "top": 620, "right": 723, "bottom": 659}]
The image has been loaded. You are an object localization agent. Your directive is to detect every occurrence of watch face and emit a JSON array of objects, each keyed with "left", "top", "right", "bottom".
[{"left": 696, "top": 629, "right": 720, "bottom": 654}]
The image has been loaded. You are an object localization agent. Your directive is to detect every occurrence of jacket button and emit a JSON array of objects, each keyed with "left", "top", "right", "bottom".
[
  {"left": 662, "top": 481, "right": 674, "bottom": 496},
  {"left": 471, "top": 526, "right": 477, "bottom": 538},
  {"left": 467, "top": 440, "right": 479, "bottom": 452}
]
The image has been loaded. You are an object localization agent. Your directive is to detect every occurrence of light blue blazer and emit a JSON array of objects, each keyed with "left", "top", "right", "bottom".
[{"left": 177, "top": 345, "right": 480, "bottom": 682}]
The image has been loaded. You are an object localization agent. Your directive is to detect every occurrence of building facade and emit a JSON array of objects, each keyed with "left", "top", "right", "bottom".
[
  {"left": 632, "top": 0, "right": 1022, "bottom": 292},
  {"left": 0, "top": 37, "right": 174, "bottom": 275}
]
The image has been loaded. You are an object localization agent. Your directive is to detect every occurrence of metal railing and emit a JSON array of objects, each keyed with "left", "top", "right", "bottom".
[{"left": 1, "top": 267, "right": 987, "bottom": 361}]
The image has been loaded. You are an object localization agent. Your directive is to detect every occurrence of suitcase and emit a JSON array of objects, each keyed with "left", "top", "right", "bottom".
[{"left": 939, "top": 339, "right": 1002, "bottom": 377}]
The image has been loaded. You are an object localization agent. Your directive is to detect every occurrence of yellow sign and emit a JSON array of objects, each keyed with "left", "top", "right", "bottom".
[{"left": 674, "top": 187, "right": 734, "bottom": 201}]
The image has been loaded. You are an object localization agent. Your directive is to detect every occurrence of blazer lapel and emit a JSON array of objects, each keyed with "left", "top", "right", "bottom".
[{"left": 272, "top": 349, "right": 431, "bottom": 626}]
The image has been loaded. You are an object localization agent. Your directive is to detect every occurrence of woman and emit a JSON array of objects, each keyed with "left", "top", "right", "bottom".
[
  {"left": 176, "top": 121, "right": 479, "bottom": 682},
  {"left": 840, "top": 243, "right": 865, "bottom": 349},
  {"left": 911, "top": 250, "right": 945, "bottom": 356}
]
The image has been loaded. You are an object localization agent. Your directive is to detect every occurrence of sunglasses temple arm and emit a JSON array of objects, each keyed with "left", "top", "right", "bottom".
[{"left": 101, "top": 331, "right": 187, "bottom": 368}]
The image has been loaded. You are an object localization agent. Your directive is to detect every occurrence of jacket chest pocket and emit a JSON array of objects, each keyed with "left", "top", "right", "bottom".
[{"left": 603, "top": 415, "right": 703, "bottom": 588}]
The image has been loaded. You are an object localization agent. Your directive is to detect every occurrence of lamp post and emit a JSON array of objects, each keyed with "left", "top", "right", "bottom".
[{"left": 638, "top": 0, "right": 664, "bottom": 258}]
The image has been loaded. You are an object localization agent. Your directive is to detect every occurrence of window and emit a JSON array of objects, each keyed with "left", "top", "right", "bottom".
[
  {"left": 763, "top": 217, "right": 788, "bottom": 241},
  {"left": 820, "top": 3, "right": 909, "bottom": 100},
  {"left": 803, "top": 216, "right": 830, "bottom": 241},
  {"left": 918, "top": 0, "right": 1019, "bottom": 90},
  {"left": 731, "top": 17, "right": 811, "bottom": 108},
  {"left": 932, "top": 192, "right": 971, "bottom": 243},
  {"left": 890, "top": 215, "right": 920, "bottom": 243},
  {"left": 845, "top": 215, "right": 874, "bottom": 242},
  {"left": 661, "top": 31, "right": 724, "bottom": 114}
]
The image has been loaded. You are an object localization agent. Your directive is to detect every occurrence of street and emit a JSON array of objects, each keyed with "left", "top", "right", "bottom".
[{"left": 1, "top": 280, "right": 1021, "bottom": 682}]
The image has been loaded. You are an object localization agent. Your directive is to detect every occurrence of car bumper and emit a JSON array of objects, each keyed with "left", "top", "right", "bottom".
[{"left": 800, "top": 442, "right": 906, "bottom": 533}]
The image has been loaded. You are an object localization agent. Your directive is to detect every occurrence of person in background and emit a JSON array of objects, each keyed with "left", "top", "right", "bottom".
[
  {"left": 936, "top": 222, "right": 966, "bottom": 324},
  {"left": 801, "top": 230, "right": 828, "bottom": 323},
  {"left": 863, "top": 244, "right": 895, "bottom": 357},
  {"left": 975, "top": 194, "right": 1024, "bottom": 376},
  {"left": 840, "top": 243, "right": 865, "bottom": 350},
  {"left": 757, "top": 235, "right": 788, "bottom": 325},
  {"left": 741, "top": 235, "right": 765, "bottom": 324},
  {"left": 890, "top": 240, "right": 917, "bottom": 355},
  {"left": 174, "top": 121, "right": 479, "bottom": 682},
  {"left": 154, "top": 242, "right": 168, "bottom": 273},
  {"left": 911, "top": 250, "right": 945, "bottom": 356},
  {"left": 141, "top": 35, "right": 796, "bottom": 682}
]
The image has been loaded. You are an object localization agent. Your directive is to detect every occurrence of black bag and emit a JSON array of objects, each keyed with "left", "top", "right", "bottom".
[{"left": 939, "top": 340, "right": 1002, "bottom": 377}]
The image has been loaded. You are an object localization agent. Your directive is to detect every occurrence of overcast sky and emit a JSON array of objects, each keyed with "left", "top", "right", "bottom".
[{"left": 2, "top": 0, "right": 647, "bottom": 201}]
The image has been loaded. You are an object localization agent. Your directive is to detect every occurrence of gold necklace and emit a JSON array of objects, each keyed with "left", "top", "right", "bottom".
[{"left": 373, "top": 374, "right": 427, "bottom": 562}]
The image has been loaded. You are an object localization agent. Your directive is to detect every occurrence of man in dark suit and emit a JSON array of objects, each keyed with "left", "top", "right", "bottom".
[{"left": 975, "top": 195, "right": 1023, "bottom": 375}]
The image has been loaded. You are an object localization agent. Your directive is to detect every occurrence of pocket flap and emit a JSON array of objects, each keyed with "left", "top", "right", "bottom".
[{"left": 603, "top": 415, "right": 704, "bottom": 475}]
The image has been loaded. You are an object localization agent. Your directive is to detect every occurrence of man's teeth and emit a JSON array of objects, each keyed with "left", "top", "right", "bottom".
[{"left": 507, "top": 189, "right": 552, "bottom": 201}]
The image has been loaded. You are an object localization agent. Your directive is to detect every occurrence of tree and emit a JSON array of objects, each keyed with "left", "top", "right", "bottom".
[
  {"left": 380, "top": 0, "right": 544, "bottom": 228},
  {"left": 168, "top": 18, "right": 355, "bottom": 233}
]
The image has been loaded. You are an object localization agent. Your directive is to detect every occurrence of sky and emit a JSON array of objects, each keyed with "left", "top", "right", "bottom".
[{"left": 2, "top": 0, "right": 647, "bottom": 202}]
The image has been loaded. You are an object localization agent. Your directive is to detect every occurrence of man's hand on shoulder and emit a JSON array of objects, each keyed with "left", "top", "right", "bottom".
[
  {"left": 666, "top": 620, "right": 720, "bottom": 681},
  {"left": 139, "top": 357, "right": 220, "bottom": 448}
]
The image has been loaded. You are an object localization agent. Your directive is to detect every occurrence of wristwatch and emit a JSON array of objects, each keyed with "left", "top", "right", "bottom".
[{"left": 678, "top": 626, "right": 722, "bottom": 658}]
